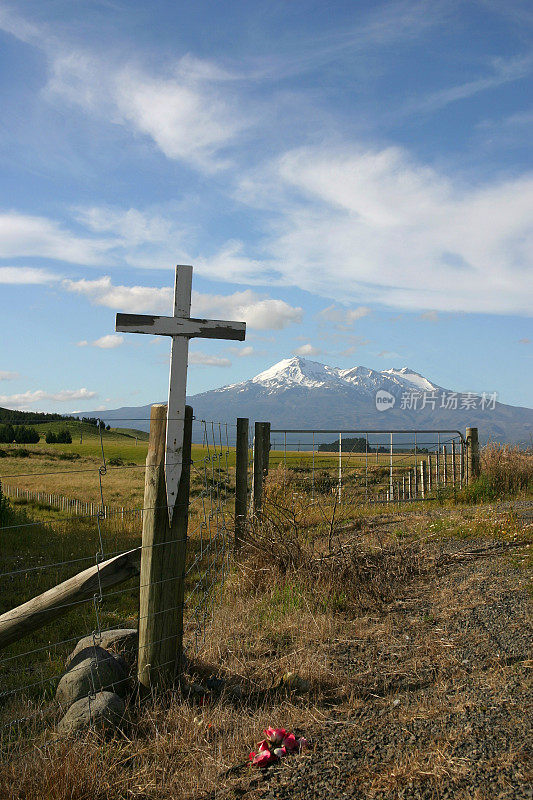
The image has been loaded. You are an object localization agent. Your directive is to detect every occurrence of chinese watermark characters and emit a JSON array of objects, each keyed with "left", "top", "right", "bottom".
[{"left": 397, "top": 390, "right": 498, "bottom": 412}]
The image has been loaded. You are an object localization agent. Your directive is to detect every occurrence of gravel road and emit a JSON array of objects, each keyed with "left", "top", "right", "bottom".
[{"left": 214, "top": 530, "right": 532, "bottom": 800}]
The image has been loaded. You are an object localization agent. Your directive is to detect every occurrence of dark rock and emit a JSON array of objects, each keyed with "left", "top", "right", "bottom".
[
  {"left": 66, "top": 629, "right": 138, "bottom": 668},
  {"left": 57, "top": 691, "right": 125, "bottom": 735},
  {"left": 56, "top": 646, "right": 128, "bottom": 708}
]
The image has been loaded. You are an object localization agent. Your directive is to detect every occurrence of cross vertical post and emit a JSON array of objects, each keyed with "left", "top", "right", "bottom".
[
  {"left": 116, "top": 264, "right": 246, "bottom": 524},
  {"left": 166, "top": 266, "right": 192, "bottom": 524}
]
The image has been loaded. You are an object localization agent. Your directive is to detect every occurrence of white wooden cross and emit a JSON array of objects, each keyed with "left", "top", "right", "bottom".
[{"left": 116, "top": 265, "right": 246, "bottom": 524}]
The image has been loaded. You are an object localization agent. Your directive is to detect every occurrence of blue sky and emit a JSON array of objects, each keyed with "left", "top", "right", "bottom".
[{"left": 0, "top": 0, "right": 531, "bottom": 413}]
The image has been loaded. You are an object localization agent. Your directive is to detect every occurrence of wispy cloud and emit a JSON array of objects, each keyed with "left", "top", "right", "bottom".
[
  {"left": 44, "top": 48, "right": 246, "bottom": 172},
  {"left": 293, "top": 343, "right": 322, "bottom": 357},
  {"left": 189, "top": 352, "right": 231, "bottom": 367},
  {"left": 230, "top": 345, "right": 255, "bottom": 358},
  {"left": 0, "top": 387, "right": 97, "bottom": 410},
  {"left": 246, "top": 144, "right": 533, "bottom": 315},
  {"left": 420, "top": 310, "right": 439, "bottom": 322},
  {"left": 377, "top": 350, "right": 402, "bottom": 358},
  {"left": 319, "top": 304, "right": 371, "bottom": 328},
  {"left": 0, "top": 266, "right": 59, "bottom": 284},
  {"left": 77, "top": 334, "right": 124, "bottom": 349},
  {"left": 0, "top": 4, "right": 248, "bottom": 173},
  {"left": 0, "top": 212, "right": 112, "bottom": 265},
  {"left": 401, "top": 54, "right": 533, "bottom": 115}
]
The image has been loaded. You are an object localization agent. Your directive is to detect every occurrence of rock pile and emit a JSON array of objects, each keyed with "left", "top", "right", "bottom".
[{"left": 56, "top": 628, "right": 137, "bottom": 734}]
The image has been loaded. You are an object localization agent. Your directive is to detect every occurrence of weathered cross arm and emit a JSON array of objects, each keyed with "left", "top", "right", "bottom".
[
  {"left": 115, "top": 264, "right": 246, "bottom": 525},
  {"left": 116, "top": 313, "right": 246, "bottom": 340}
]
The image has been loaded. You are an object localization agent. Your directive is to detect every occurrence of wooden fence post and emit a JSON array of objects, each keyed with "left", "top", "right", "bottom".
[
  {"left": 137, "top": 403, "right": 192, "bottom": 691},
  {"left": 253, "top": 422, "right": 269, "bottom": 517},
  {"left": 442, "top": 445, "right": 447, "bottom": 486},
  {"left": 262, "top": 422, "right": 271, "bottom": 479},
  {"left": 452, "top": 440, "right": 457, "bottom": 486},
  {"left": 466, "top": 427, "right": 480, "bottom": 484},
  {"left": 234, "top": 417, "right": 249, "bottom": 548},
  {"left": 427, "top": 454, "right": 432, "bottom": 491}
]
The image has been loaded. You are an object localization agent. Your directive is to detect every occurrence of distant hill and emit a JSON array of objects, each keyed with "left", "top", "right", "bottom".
[
  {"left": 0, "top": 407, "right": 149, "bottom": 443},
  {"left": 75, "top": 356, "right": 533, "bottom": 446},
  {"left": 0, "top": 407, "right": 66, "bottom": 424}
]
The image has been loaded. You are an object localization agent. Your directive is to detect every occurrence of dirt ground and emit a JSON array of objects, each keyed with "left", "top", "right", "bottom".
[{"left": 206, "top": 509, "right": 532, "bottom": 800}]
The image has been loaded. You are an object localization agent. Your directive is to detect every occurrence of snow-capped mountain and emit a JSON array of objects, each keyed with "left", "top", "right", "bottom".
[
  {"left": 238, "top": 357, "right": 440, "bottom": 395},
  {"left": 78, "top": 356, "right": 532, "bottom": 444}
]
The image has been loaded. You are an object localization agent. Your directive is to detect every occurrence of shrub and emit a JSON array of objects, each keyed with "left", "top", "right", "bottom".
[
  {"left": 0, "top": 424, "right": 15, "bottom": 443},
  {"left": 46, "top": 429, "right": 72, "bottom": 444},
  {"left": 56, "top": 429, "right": 72, "bottom": 444},
  {"left": 13, "top": 425, "right": 39, "bottom": 444},
  {"left": 237, "top": 467, "right": 422, "bottom": 613},
  {"left": 481, "top": 442, "right": 533, "bottom": 497},
  {"left": 0, "top": 482, "right": 11, "bottom": 525}
]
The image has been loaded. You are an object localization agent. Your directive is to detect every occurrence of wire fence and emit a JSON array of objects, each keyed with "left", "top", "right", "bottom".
[
  {"left": 268, "top": 428, "right": 466, "bottom": 505},
  {"left": 0, "top": 418, "right": 236, "bottom": 752},
  {"left": 0, "top": 417, "right": 473, "bottom": 752}
]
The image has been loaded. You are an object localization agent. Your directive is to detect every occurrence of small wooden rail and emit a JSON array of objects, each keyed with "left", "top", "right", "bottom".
[{"left": 0, "top": 548, "right": 141, "bottom": 651}]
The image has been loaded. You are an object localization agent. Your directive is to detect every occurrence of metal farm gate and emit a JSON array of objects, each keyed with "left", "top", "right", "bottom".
[{"left": 268, "top": 428, "right": 468, "bottom": 503}]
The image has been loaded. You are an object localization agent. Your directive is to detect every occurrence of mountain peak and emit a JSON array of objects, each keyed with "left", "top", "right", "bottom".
[
  {"left": 382, "top": 366, "right": 438, "bottom": 391},
  {"left": 252, "top": 356, "right": 336, "bottom": 389}
]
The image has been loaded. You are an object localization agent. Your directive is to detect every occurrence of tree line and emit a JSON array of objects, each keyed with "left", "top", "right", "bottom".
[
  {"left": 318, "top": 436, "right": 430, "bottom": 454},
  {"left": 0, "top": 424, "right": 73, "bottom": 444},
  {"left": 0, "top": 424, "right": 40, "bottom": 444}
]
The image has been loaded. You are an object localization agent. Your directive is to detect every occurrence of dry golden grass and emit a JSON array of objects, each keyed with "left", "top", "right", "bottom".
[
  {"left": 0, "top": 454, "right": 530, "bottom": 799},
  {"left": 480, "top": 441, "right": 533, "bottom": 496}
]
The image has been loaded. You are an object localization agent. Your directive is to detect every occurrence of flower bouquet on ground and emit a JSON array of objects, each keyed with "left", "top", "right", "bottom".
[{"left": 249, "top": 727, "right": 307, "bottom": 767}]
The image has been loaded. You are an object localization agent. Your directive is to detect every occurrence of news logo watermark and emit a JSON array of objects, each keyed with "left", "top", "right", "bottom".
[
  {"left": 375, "top": 389, "right": 498, "bottom": 412},
  {"left": 375, "top": 390, "right": 396, "bottom": 411}
]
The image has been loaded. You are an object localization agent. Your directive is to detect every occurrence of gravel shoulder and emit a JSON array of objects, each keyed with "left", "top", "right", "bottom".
[{"left": 213, "top": 523, "right": 532, "bottom": 800}]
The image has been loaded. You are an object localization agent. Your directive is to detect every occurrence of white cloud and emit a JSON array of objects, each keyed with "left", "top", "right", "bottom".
[
  {"left": 63, "top": 275, "right": 303, "bottom": 330},
  {"left": 347, "top": 306, "right": 371, "bottom": 322},
  {"left": 319, "top": 304, "right": 371, "bottom": 327},
  {"left": 74, "top": 206, "right": 177, "bottom": 246},
  {"left": 0, "top": 266, "right": 60, "bottom": 284},
  {"left": 0, "top": 7, "right": 244, "bottom": 171},
  {"left": 196, "top": 240, "right": 269, "bottom": 283},
  {"left": 0, "top": 387, "right": 97, "bottom": 410},
  {"left": 193, "top": 289, "right": 303, "bottom": 330},
  {"left": 293, "top": 343, "right": 322, "bottom": 357},
  {"left": 0, "top": 206, "right": 191, "bottom": 271},
  {"left": 45, "top": 50, "right": 245, "bottom": 171},
  {"left": 253, "top": 144, "right": 533, "bottom": 315},
  {"left": 231, "top": 345, "right": 255, "bottom": 358},
  {"left": 189, "top": 352, "right": 231, "bottom": 367},
  {"left": 420, "top": 310, "right": 439, "bottom": 322},
  {"left": 77, "top": 334, "right": 124, "bottom": 349},
  {"left": 93, "top": 334, "right": 124, "bottom": 349},
  {"left": 64, "top": 276, "right": 172, "bottom": 313},
  {"left": 0, "top": 212, "right": 111, "bottom": 265},
  {"left": 0, "top": 371, "right": 19, "bottom": 381}
]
